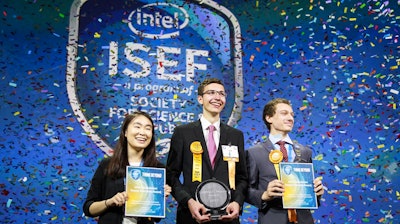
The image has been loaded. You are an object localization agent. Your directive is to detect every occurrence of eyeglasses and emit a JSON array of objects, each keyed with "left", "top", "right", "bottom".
[{"left": 202, "top": 90, "right": 227, "bottom": 97}]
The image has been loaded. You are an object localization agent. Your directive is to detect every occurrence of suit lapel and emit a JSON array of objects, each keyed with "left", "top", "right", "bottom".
[
  {"left": 263, "top": 139, "right": 275, "bottom": 155},
  {"left": 293, "top": 141, "right": 307, "bottom": 162}
]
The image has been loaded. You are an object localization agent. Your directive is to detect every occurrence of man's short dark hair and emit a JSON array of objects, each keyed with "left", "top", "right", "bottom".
[
  {"left": 262, "top": 98, "right": 291, "bottom": 130},
  {"left": 197, "top": 78, "right": 224, "bottom": 96}
]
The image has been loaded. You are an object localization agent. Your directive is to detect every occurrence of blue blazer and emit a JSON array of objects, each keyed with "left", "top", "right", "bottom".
[
  {"left": 246, "top": 139, "right": 318, "bottom": 224},
  {"left": 166, "top": 120, "right": 248, "bottom": 224}
]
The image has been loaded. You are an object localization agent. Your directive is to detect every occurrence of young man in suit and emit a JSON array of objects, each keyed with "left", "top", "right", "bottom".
[
  {"left": 246, "top": 98, "right": 324, "bottom": 224},
  {"left": 166, "top": 78, "right": 248, "bottom": 224}
]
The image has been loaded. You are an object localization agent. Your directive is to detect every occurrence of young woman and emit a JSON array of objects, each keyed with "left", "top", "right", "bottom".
[{"left": 83, "top": 111, "right": 171, "bottom": 224}]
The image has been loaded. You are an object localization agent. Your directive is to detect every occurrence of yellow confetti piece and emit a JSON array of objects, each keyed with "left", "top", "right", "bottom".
[
  {"left": 92, "top": 125, "right": 99, "bottom": 129},
  {"left": 343, "top": 179, "right": 350, "bottom": 185},
  {"left": 67, "top": 127, "right": 74, "bottom": 131},
  {"left": 13, "top": 111, "right": 21, "bottom": 116},
  {"left": 90, "top": 67, "right": 96, "bottom": 71},
  {"left": 88, "top": 119, "right": 94, "bottom": 124},
  {"left": 359, "top": 163, "right": 369, "bottom": 168},
  {"left": 314, "top": 154, "right": 324, "bottom": 161},
  {"left": 269, "top": 30, "right": 274, "bottom": 36},
  {"left": 173, "top": 94, "right": 178, "bottom": 100},
  {"left": 349, "top": 18, "right": 357, "bottom": 21},
  {"left": 389, "top": 65, "right": 398, "bottom": 70},
  {"left": 94, "top": 32, "right": 101, "bottom": 38},
  {"left": 377, "top": 144, "right": 385, "bottom": 149}
]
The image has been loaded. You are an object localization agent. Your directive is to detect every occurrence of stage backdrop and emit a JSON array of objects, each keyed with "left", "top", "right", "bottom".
[{"left": 1, "top": 0, "right": 399, "bottom": 223}]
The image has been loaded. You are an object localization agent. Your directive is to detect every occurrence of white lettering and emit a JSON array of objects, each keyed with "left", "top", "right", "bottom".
[
  {"left": 157, "top": 46, "right": 184, "bottom": 81},
  {"left": 109, "top": 42, "right": 208, "bottom": 82},
  {"left": 128, "top": 3, "right": 189, "bottom": 39},
  {"left": 186, "top": 48, "right": 208, "bottom": 82},
  {"left": 123, "top": 43, "right": 151, "bottom": 78}
]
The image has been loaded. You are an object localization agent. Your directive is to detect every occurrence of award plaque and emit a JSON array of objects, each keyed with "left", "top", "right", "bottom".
[
  {"left": 279, "top": 162, "right": 318, "bottom": 209},
  {"left": 195, "top": 179, "right": 231, "bottom": 220}
]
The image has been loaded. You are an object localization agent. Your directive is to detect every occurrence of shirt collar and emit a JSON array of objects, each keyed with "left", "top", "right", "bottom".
[
  {"left": 200, "top": 116, "right": 220, "bottom": 131},
  {"left": 269, "top": 134, "right": 293, "bottom": 145}
]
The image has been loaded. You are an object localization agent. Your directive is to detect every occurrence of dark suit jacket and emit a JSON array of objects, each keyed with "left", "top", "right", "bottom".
[
  {"left": 166, "top": 120, "right": 248, "bottom": 224},
  {"left": 246, "top": 139, "right": 317, "bottom": 224},
  {"left": 83, "top": 158, "right": 164, "bottom": 224}
]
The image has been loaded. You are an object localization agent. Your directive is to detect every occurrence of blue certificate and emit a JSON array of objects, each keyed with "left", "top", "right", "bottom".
[
  {"left": 125, "top": 166, "right": 166, "bottom": 217},
  {"left": 279, "top": 162, "right": 318, "bottom": 209}
]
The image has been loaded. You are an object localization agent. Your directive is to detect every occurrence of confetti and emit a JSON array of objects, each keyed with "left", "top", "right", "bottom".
[{"left": 1, "top": 0, "right": 398, "bottom": 223}]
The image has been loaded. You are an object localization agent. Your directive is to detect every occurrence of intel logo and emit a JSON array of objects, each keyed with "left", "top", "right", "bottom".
[{"left": 128, "top": 3, "right": 189, "bottom": 39}]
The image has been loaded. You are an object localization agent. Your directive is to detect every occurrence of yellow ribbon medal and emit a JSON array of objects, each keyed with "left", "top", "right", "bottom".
[
  {"left": 222, "top": 145, "right": 239, "bottom": 190},
  {"left": 269, "top": 149, "right": 283, "bottom": 180},
  {"left": 190, "top": 141, "right": 203, "bottom": 182},
  {"left": 270, "top": 148, "right": 298, "bottom": 222}
]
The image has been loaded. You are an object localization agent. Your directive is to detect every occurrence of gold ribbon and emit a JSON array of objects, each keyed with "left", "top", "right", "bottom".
[
  {"left": 222, "top": 146, "right": 239, "bottom": 190},
  {"left": 269, "top": 150, "right": 283, "bottom": 179},
  {"left": 269, "top": 149, "right": 297, "bottom": 222},
  {"left": 190, "top": 141, "right": 203, "bottom": 182},
  {"left": 225, "top": 158, "right": 238, "bottom": 190},
  {"left": 288, "top": 209, "right": 298, "bottom": 223}
]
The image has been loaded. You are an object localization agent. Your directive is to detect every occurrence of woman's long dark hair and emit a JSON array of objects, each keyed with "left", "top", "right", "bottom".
[{"left": 106, "top": 111, "right": 158, "bottom": 178}]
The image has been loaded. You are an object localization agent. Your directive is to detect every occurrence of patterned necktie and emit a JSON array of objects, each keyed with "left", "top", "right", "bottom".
[
  {"left": 207, "top": 125, "right": 217, "bottom": 168},
  {"left": 277, "top": 140, "right": 288, "bottom": 162}
]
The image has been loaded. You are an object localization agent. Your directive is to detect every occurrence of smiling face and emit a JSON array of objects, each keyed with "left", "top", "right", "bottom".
[
  {"left": 265, "top": 103, "right": 294, "bottom": 136},
  {"left": 197, "top": 82, "right": 226, "bottom": 119},
  {"left": 124, "top": 115, "right": 153, "bottom": 153}
]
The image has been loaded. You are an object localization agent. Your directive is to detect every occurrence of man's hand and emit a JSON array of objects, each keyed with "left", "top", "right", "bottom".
[
  {"left": 219, "top": 201, "right": 240, "bottom": 222},
  {"left": 261, "top": 179, "right": 285, "bottom": 201},
  {"left": 188, "top": 198, "right": 210, "bottom": 223},
  {"left": 314, "top": 178, "right": 324, "bottom": 197}
]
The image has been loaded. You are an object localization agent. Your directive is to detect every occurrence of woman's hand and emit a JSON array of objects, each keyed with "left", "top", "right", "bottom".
[{"left": 107, "top": 191, "right": 128, "bottom": 207}]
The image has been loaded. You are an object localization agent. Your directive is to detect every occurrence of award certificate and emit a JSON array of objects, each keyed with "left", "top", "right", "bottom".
[
  {"left": 125, "top": 166, "right": 166, "bottom": 217},
  {"left": 279, "top": 162, "right": 318, "bottom": 209}
]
